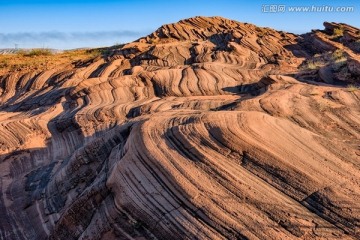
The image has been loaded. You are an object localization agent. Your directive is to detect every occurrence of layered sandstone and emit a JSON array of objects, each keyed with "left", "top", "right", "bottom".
[{"left": 0, "top": 17, "right": 359, "bottom": 240}]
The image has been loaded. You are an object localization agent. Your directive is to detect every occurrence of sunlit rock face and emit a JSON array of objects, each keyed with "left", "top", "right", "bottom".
[{"left": 0, "top": 17, "right": 359, "bottom": 240}]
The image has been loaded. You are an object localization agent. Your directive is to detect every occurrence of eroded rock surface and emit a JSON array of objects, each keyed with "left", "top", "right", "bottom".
[{"left": 0, "top": 16, "right": 359, "bottom": 240}]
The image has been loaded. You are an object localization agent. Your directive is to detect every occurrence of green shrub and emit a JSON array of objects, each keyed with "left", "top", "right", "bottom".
[
  {"left": 333, "top": 27, "right": 344, "bottom": 37},
  {"left": 85, "top": 49, "right": 103, "bottom": 58},
  {"left": 331, "top": 49, "right": 345, "bottom": 61},
  {"left": 337, "top": 67, "right": 351, "bottom": 80},
  {"left": 0, "top": 59, "right": 9, "bottom": 68},
  {"left": 18, "top": 49, "right": 52, "bottom": 57},
  {"left": 332, "top": 59, "right": 347, "bottom": 71},
  {"left": 301, "top": 59, "right": 325, "bottom": 70},
  {"left": 347, "top": 84, "right": 359, "bottom": 92}
]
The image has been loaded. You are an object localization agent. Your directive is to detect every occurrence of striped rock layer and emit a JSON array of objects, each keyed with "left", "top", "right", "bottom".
[{"left": 0, "top": 17, "right": 359, "bottom": 240}]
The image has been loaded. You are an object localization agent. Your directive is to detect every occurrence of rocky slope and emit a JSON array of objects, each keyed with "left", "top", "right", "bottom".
[{"left": 0, "top": 16, "right": 359, "bottom": 240}]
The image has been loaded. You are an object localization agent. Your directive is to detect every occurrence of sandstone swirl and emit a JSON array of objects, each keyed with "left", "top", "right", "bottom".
[{"left": 0, "top": 17, "right": 359, "bottom": 240}]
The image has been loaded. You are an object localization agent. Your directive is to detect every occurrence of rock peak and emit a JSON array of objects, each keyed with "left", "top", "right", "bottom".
[{"left": 138, "top": 16, "right": 263, "bottom": 43}]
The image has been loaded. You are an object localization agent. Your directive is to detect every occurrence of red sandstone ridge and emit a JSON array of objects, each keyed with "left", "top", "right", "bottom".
[{"left": 0, "top": 16, "right": 359, "bottom": 240}]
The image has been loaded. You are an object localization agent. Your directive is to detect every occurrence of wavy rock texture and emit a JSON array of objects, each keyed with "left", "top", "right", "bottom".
[{"left": 0, "top": 17, "right": 359, "bottom": 240}]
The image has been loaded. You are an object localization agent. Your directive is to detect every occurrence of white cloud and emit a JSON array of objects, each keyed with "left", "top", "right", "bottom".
[{"left": 0, "top": 30, "right": 144, "bottom": 49}]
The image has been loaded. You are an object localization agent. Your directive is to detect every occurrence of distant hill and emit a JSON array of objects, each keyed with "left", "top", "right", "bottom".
[{"left": 0, "top": 48, "right": 63, "bottom": 54}]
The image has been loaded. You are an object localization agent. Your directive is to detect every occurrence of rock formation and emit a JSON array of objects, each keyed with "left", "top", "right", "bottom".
[{"left": 0, "top": 16, "right": 359, "bottom": 239}]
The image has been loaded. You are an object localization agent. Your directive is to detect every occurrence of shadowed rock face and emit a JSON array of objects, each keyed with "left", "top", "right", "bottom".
[{"left": 0, "top": 16, "right": 359, "bottom": 240}]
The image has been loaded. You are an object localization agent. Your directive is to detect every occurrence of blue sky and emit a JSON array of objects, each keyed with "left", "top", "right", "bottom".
[{"left": 0, "top": 0, "right": 359, "bottom": 49}]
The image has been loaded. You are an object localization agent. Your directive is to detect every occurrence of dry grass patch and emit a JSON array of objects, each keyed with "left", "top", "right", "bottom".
[
  {"left": 0, "top": 48, "right": 103, "bottom": 75},
  {"left": 347, "top": 84, "right": 359, "bottom": 92},
  {"left": 333, "top": 27, "right": 344, "bottom": 37}
]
